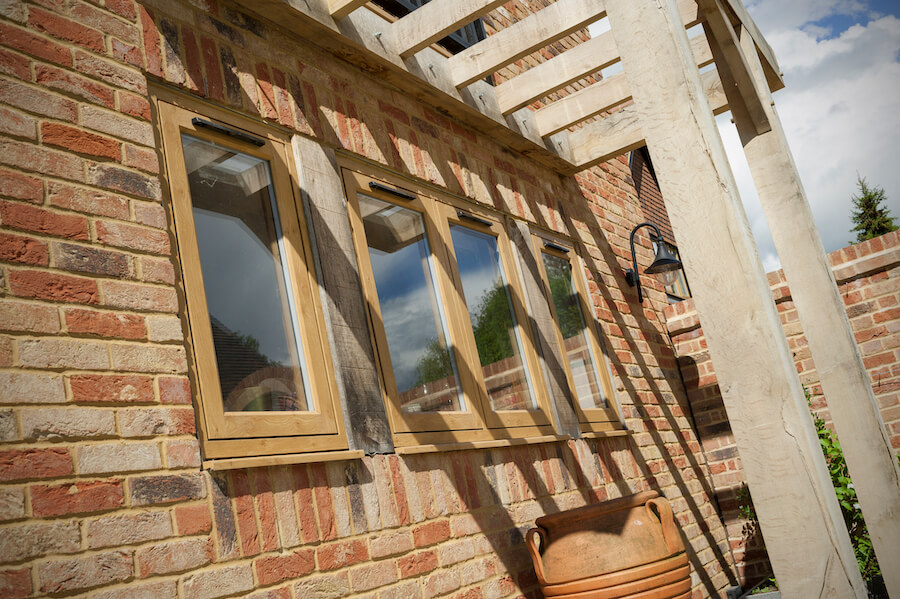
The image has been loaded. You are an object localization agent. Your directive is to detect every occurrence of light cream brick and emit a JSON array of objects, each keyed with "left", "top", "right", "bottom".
[
  {"left": 369, "top": 529, "right": 413, "bottom": 559},
  {"left": 0, "top": 372, "right": 66, "bottom": 404},
  {"left": 293, "top": 572, "right": 351, "bottom": 599},
  {"left": 18, "top": 337, "right": 109, "bottom": 370},
  {"left": 88, "top": 510, "right": 173, "bottom": 549},
  {"left": 119, "top": 407, "right": 195, "bottom": 437},
  {"left": 91, "top": 580, "right": 178, "bottom": 599},
  {"left": 137, "top": 537, "right": 213, "bottom": 577},
  {"left": 110, "top": 342, "right": 186, "bottom": 373},
  {"left": 0, "top": 486, "right": 25, "bottom": 521},
  {"left": 0, "top": 520, "right": 80, "bottom": 562},
  {"left": 0, "top": 408, "right": 18, "bottom": 441},
  {"left": 22, "top": 407, "right": 116, "bottom": 440},
  {"left": 77, "top": 441, "right": 162, "bottom": 474},
  {"left": 146, "top": 315, "right": 183, "bottom": 342},
  {"left": 350, "top": 561, "right": 398, "bottom": 592},
  {"left": 182, "top": 564, "right": 254, "bottom": 599},
  {"left": 81, "top": 104, "right": 155, "bottom": 146}
]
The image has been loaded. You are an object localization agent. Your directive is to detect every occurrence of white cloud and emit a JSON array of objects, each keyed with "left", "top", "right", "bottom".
[{"left": 718, "top": 7, "right": 900, "bottom": 270}]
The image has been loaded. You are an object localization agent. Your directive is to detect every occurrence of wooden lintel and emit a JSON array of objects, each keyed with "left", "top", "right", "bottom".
[
  {"left": 533, "top": 72, "right": 631, "bottom": 137},
  {"left": 329, "top": 0, "right": 367, "bottom": 19},
  {"left": 698, "top": 0, "right": 770, "bottom": 134},
  {"left": 394, "top": 0, "right": 508, "bottom": 59},
  {"left": 448, "top": 0, "right": 606, "bottom": 89},
  {"left": 567, "top": 69, "right": 726, "bottom": 169}
]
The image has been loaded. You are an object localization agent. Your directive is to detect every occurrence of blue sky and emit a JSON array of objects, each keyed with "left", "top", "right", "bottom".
[{"left": 719, "top": 0, "right": 900, "bottom": 269}]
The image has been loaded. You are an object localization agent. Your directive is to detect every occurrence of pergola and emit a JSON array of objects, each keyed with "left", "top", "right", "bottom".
[{"left": 235, "top": 0, "right": 900, "bottom": 596}]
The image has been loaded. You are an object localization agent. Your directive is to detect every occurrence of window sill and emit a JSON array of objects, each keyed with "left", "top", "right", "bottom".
[
  {"left": 395, "top": 434, "right": 570, "bottom": 455},
  {"left": 203, "top": 449, "right": 365, "bottom": 471},
  {"left": 580, "top": 429, "right": 631, "bottom": 439}
]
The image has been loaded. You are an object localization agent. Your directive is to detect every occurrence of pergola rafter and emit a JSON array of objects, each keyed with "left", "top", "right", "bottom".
[{"left": 231, "top": 1, "right": 900, "bottom": 595}]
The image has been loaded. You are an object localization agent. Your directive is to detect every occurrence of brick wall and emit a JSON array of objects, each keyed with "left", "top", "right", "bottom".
[
  {"left": 0, "top": 0, "right": 741, "bottom": 597},
  {"left": 664, "top": 231, "right": 900, "bottom": 586}
]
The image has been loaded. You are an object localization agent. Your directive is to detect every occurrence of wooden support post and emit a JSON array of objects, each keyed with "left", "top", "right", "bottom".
[
  {"left": 711, "top": 22, "right": 900, "bottom": 597},
  {"left": 603, "top": 0, "right": 866, "bottom": 596}
]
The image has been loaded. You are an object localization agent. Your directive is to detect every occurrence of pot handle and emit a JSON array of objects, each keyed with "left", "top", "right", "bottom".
[
  {"left": 525, "top": 527, "right": 548, "bottom": 585},
  {"left": 646, "top": 497, "right": 683, "bottom": 555}
]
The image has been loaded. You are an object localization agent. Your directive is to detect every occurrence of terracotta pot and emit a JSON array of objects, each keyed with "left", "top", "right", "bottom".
[{"left": 526, "top": 491, "right": 689, "bottom": 599}]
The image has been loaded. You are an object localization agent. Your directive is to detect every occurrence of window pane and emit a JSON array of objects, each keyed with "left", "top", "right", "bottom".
[
  {"left": 450, "top": 225, "right": 535, "bottom": 411},
  {"left": 542, "top": 253, "right": 607, "bottom": 410},
  {"left": 360, "top": 194, "right": 463, "bottom": 413},
  {"left": 182, "top": 135, "right": 309, "bottom": 413}
]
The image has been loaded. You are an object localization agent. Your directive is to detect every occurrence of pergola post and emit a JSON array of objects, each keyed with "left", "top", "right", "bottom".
[
  {"left": 604, "top": 0, "right": 866, "bottom": 596},
  {"left": 707, "top": 18, "right": 900, "bottom": 596}
]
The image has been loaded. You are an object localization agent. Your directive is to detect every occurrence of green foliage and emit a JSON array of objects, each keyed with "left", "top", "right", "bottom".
[
  {"left": 544, "top": 261, "right": 584, "bottom": 339},
  {"left": 470, "top": 283, "right": 515, "bottom": 367},
  {"left": 413, "top": 337, "right": 454, "bottom": 387},
  {"left": 850, "top": 176, "right": 897, "bottom": 243}
]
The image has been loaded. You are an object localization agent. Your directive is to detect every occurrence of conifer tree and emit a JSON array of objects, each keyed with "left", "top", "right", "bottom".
[{"left": 850, "top": 176, "right": 897, "bottom": 242}]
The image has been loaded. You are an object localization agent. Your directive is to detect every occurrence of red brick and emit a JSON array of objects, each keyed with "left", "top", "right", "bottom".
[
  {"left": 256, "top": 62, "right": 278, "bottom": 120},
  {"left": 139, "top": 6, "right": 162, "bottom": 77},
  {"left": 141, "top": 256, "right": 175, "bottom": 284},
  {"left": 167, "top": 439, "right": 200, "bottom": 468},
  {"left": 0, "top": 448, "right": 72, "bottom": 482},
  {"left": 35, "top": 63, "right": 115, "bottom": 107},
  {"left": 106, "top": 0, "right": 138, "bottom": 20},
  {"left": 0, "top": 138, "right": 83, "bottom": 181},
  {"left": 75, "top": 51, "right": 145, "bottom": 95},
  {"left": 65, "top": 307, "right": 146, "bottom": 339},
  {"left": 112, "top": 38, "right": 142, "bottom": 68},
  {"left": 293, "top": 464, "right": 318, "bottom": 542},
  {"left": 123, "top": 144, "right": 159, "bottom": 174},
  {"left": 233, "top": 470, "right": 261, "bottom": 556},
  {"left": 159, "top": 375, "right": 191, "bottom": 404},
  {"left": 200, "top": 36, "right": 224, "bottom": 102},
  {"left": 311, "top": 462, "right": 336, "bottom": 541},
  {"left": 137, "top": 537, "right": 213, "bottom": 577},
  {"left": 0, "top": 232, "right": 49, "bottom": 265},
  {"left": 175, "top": 503, "right": 212, "bottom": 535},
  {"left": 32, "top": 480, "right": 124, "bottom": 517},
  {"left": 182, "top": 26, "right": 204, "bottom": 93},
  {"left": 70, "top": 2, "right": 140, "bottom": 44},
  {"left": 0, "top": 78, "right": 78, "bottom": 122},
  {"left": 399, "top": 550, "right": 438, "bottom": 578},
  {"left": 0, "top": 106, "right": 36, "bottom": 140},
  {"left": 0, "top": 47, "right": 30, "bottom": 80},
  {"left": 251, "top": 468, "right": 278, "bottom": 551},
  {"left": 317, "top": 539, "right": 368, "bottom": 571},
  {"left": 120, "top": 91, "right": 152, "bottom": 120},
  {"left": 41, "top": 122, "right": 119, "bottom": 160},
  {"left": 0, "top": 168, "right": 43, "bottom": 203},
  {"left": 10, "top": 270, "right": 98, "bottom": 304},
  {"left": 0, "top": 21, "right": 71, "bottom": 66},
  {"left": 29, "top": 6, "right": 104, "bottom": 52},
  {"left": 0, "top": 568, "right": 32, "bottom": 599},
  {"left": 1, "top": 200, "right": 89, "bottom": 239},
  {"left": 47, "top": 181, "right": 129, "bottom": 219},
  {"left": 255, "top": 549, "right": 315, "bottom": 586},
  {"left": 38, "top": 550, "right": 132, "bottom": 593},
  {"left": 413, "top": 520, "right": 451, "bottom": 547}
]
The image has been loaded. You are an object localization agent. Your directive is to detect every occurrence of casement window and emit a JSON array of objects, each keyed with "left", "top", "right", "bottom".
[
  {"left": 155, "top": 95, "right": 349, "bottom": 461},
  {"left": 531, "top": 232, "right": 621, "bottom": 433},
  {"left": 341, "top": 164, "right": 559, "bottom": 448}
]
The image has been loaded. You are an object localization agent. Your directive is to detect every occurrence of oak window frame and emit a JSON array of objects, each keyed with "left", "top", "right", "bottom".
[
  {"left": 530, "top": 230, "right": 623, "bottom": 434},
  {"left": 341, "top": 161, "right": 559, "bottom": 448},
  {"left": 154, "top": 91, "right": 350, "bottom": 461}
]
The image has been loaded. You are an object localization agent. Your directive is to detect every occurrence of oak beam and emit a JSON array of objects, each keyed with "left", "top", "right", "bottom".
[
  {"left": 328, "top": 0, "right": 367, "bottom": 19},
  {"left": 697, "top": 0, "right": 769, "bottom": 134},
  {"left": 448, "top": 0, "right": 606, "bottom": 89},
  {"left": 720, "top": 0, "right": 783, "bottom": 90},
  {"left": 718, "top": 25, "right": 900, "bottom": 598},
  {"left": 394, "top": 0, "right": 507, "bottom": 58},
  {"left": 568, "top": 69, "right": 726, "bottom": 168},
  {"left": 604, "top": 0, "right": 866, "bottom": 596},
  {"left": 533, "top": 72, "right": 631, "bottom": 137}
]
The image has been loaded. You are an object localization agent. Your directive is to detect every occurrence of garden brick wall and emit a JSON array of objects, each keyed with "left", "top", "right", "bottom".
[
  {"left": 0, "top": 0, "right": 742, "bottom": 597},
  {"left": 664, "top": 230, "right": 900, "bottom": 585}
]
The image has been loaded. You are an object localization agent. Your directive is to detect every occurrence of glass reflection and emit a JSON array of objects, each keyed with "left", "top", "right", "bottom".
[
  {"left": 360, "top": 194, "right": 463, "bottom": 413},
  {"left": 450, "top": 225, "right": 535, "bottom": 411},
  {"left": 542, "top": 252, "right": 607, "bottom": 409},
  {"left": 182, "top": 134, "right": 309, "bottom": 413}
]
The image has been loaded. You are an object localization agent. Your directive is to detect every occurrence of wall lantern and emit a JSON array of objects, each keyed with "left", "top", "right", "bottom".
[{"left": 625, "top": 222, "right": 682, "bottom": 303}]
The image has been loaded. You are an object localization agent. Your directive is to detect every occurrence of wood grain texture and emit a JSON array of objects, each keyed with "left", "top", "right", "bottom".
[{"left": 393, "top": 0, "right": 508, "bottom": 58}]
